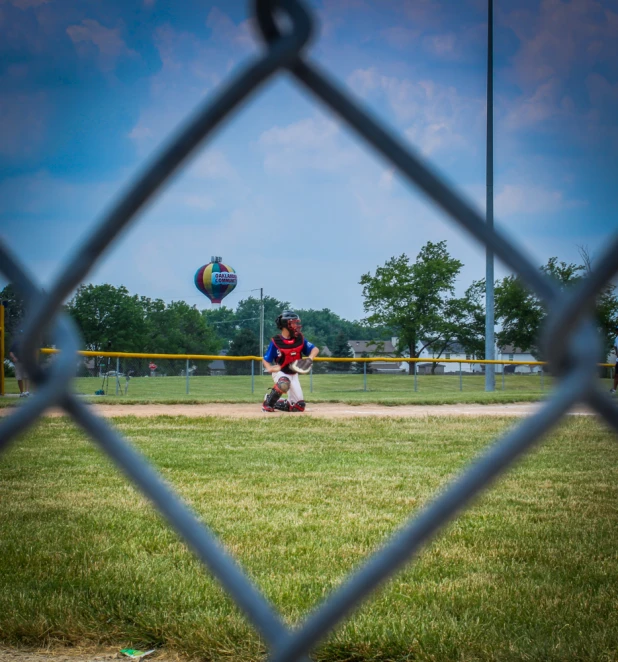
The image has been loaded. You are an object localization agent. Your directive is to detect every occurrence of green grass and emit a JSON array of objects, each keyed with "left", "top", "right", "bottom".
[
  {"left": 1, "top": 415, "right": 617, "bottom": 661},
  {"left": 4, "top": 373, "right": 611, "bottom": 406}
]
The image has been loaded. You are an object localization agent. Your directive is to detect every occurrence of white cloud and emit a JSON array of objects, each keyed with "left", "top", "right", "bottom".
[
  {"left": 499, "top": 0, "right": 618, "bottom": 137},
  {"left": 422, "top": 33, "right": 457, "bottom": 59},
  {"left": 66, "top": 19, "right": 137, "bottom": 73},
  {"left": 258, "top": 116, "right": 359, "bottom": 173},
  {"left": 495, "top": 184, "right": 586, "bottom": 217},
  {"left": 378, "top": 169, "right": 395, "bottom": 191},
  {"left": 205, "top": 7, "right": 254, "bottom": 52},
  {"left": 347, "top": 67, "right": 481, "bottom": 155},
  {"left": 379, "top": 26, "right": 420, "bottom": 50},
  {"left": 188, "top": 150, "right": 237, "bottom": 181},
  {"left": 503, "top": 0, "right": 618, "bottom": 90},
  {"left": 184, "top": 194, "right": 216, "bottom": 211}
]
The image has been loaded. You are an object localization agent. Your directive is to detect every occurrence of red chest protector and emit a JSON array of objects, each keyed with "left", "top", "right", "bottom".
[{"left": 272, "top": 334, "right": 305, "bottom": 372}]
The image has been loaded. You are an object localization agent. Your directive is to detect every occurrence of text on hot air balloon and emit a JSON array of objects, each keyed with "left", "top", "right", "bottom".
[{"left": 212, "top": 272, "right": 237, "bottom": 284}]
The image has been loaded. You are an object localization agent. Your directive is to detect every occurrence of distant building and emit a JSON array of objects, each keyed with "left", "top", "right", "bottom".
[
  {"left": 209, "top": 349, "right": 229, "bottom": 376},
  {"left": 417, "top": 342, "right": 542, "bottom": 374},
  {"left": 347, "top": 338, "right": 407, "bottom": 373},
  {"left": 496, "top": 346, "right": 543, "bottom": 374}
]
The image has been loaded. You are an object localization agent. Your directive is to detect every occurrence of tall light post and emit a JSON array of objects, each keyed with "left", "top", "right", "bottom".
[
  {"left": 250, "top": 287, "right": 265, "bottom": 359},
  {"left": 485, "top": 0, "right": 496, "bottom": 392}
]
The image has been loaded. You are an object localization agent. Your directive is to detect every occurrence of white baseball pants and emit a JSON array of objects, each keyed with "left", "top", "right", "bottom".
[{"left": 273, "top": 370, "right": 304, "bottom": 405}]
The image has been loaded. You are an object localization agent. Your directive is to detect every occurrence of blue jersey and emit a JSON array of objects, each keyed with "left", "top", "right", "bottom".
[{"left": 264, "top": 337, "right": 315, "bottom": 363}]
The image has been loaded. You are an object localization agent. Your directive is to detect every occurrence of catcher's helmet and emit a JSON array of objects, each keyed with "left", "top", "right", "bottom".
[{"left": 276, "top": 310, "right": 302, "bottom": 335}]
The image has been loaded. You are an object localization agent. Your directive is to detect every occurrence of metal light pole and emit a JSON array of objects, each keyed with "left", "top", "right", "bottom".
[
  {"left": 251, "top": 287, "right": 265, "bottom": 363},
  {"left": 485, "top": 0, "right": 496, "bottom": 392},
  {"left": 259, "top": 287, "right": 264, "bottom": 359}
]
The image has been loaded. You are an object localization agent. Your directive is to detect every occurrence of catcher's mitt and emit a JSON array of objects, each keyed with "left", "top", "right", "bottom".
[{"left": 290, "top": 358, "right": 313, "bottom": 374}]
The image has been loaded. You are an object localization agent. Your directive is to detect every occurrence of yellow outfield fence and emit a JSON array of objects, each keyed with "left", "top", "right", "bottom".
[
  {"left": 37, "top": 347, "right": 612, "bottom": 367},
  {"left": 0, "top": 345, "right": 612, "bottom": 398}
]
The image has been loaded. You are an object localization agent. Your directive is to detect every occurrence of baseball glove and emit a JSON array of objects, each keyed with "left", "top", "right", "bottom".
[{"left": 290, "top": 358, "right": 313, "bottom": 374}]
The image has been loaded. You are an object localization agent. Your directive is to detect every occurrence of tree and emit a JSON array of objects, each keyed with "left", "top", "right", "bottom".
[
  {"left": 226, "top": 328, "right": 259, "bottom": 375},
  {"left": 330, "top": 329, "right": 354, "bottom": 372},
  {"left": 0, "top": 283, "right": 27, "bottom": 352},
  {"left": 295, "top": 308, "right": 390, "bottom": 351},
  {"left": 141, "top": 299, "right": 221, "bottom": 375},
  {"left": 234, "top": 295, "right": 290, "bottom": 351},
  {"left": 360, "top": 241, "right": 463, "bottom": 374},
  {"left": 202, "top": 306, "right": 239, "bottom": 348},
  {"left": 578, "top": 246, "right": 618, "bottom": 361},
  {"left": 495, "top": 257, "right": 587, "bottom": 360},
  {"left": 66, "top": 284, "right": 148, "bottom": 373},
  {"left": 423, "top": 281, "right": 486, "bottom": 372}
]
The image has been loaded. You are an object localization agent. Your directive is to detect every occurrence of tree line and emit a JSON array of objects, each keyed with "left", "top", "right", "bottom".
[
  {"left": 2, "top": 240, "right": 615, "bottom": 375},
  {"left": 0, "top": 283, "right": 390, "bottom": 375},
  {"left": 360, "top": 241, "right": 617, "bottom": 372}
]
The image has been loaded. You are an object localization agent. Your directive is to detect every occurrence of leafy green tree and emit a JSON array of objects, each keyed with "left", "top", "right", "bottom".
[
  {"left": 226, "top": 328, "right": 259, "bottom": 375},
  {"left": 330, "top": 329, "right": 353, "bottom": 372},
  {"left": 141, "top": 299, "right": 220, "bottom": 375},
  {"left": 360, "top": 241, "right": 463, "bottom": 373},
  {"left": 495, "top": 257, "right": 587, "bottom": 359},
  {"left": 425, "top": 280, "right": 486, "bottom": 371},
  {"left": 234, "top": 295, "right": 290, "bottom": 352},
  {"left": 578, "top": 247, "right": 618, "bottom": 361},
  {"left": 295, "top": 308, "right": 389, "bottom": 350},
  {"left": 202, "top": 306, "right": 238, "bottom": 348},
  {"left": 66, "top": 284, "right": 148, "bottom": 373},
  {"left": 0, "top": 283, "right": 27, "bottom": 352}
]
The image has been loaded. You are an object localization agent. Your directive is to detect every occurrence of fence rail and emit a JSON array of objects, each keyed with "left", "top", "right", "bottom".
[
  {"left": 1, "top": 0, "right": 617, "bottom": 659},
  {"left": 37, "top": 347, "right": 613, "bottom": 367}
]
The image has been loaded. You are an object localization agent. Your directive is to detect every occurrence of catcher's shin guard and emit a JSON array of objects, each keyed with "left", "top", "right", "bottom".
[
  {"left": 290, "top": 400, "right": 306, "bottom": 412},
  {"left": 262, "top": 377, "right": 291, "bottom": 412},
  {"left": 274, "top": 399, "right": 290, "bottom": 412}
]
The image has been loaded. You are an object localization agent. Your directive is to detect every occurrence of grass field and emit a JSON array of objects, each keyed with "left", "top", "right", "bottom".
[
  {"left": 1, "top": 415, "right": 617, "bottom": 661},
  {"left": 4, "top": 372, "right": 611, "bottom": 406}
]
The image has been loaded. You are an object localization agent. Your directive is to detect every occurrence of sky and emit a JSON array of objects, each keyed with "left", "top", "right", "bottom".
[{"left": 1, "top": 0, "right": 617, "bottom": 321}]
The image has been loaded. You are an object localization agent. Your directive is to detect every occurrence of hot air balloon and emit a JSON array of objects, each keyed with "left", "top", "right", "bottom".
[{"left": 194, "top": 256, "right": 238, "bottom": 308}]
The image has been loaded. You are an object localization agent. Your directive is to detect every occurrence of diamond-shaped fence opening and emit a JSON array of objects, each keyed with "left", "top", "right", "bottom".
[{"left": 1, "top": 1, "right": 617, "bottom": 661}]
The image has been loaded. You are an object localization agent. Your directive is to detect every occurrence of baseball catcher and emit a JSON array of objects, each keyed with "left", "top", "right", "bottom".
[{"left": 262, "top": 310, "right": 319, "bottom": 412}]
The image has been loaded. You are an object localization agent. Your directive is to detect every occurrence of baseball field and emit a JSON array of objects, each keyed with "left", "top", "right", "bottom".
[{"left": 0, "top": 409, "right": 617, "bottom": 662}]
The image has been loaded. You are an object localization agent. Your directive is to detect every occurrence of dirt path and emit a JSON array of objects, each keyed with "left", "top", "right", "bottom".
[{"left": 0, "top": 401, "right": 594, "bottom": 418}]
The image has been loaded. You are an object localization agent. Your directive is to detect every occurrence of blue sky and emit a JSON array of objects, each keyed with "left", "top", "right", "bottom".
[{"left": 1, "top": 0, "right": 617, "bottom": 320}]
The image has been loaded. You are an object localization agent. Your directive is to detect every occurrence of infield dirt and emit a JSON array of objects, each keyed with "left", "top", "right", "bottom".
[{"left": 0, "top": 401, "right": 593, "bottom": 419}]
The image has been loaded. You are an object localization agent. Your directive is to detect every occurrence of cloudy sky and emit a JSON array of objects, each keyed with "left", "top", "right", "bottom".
[{"left": 1, "top": 0, "right": 617, "bottom": 320}]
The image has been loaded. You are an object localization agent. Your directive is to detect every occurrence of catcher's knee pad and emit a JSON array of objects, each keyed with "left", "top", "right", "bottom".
[
  {"left": 290, "top": 400, "right": 306, "bottom": 412},
  {"left": 277, "top": 376, "right": 291, "bottom": 393},
  {"left": 264, "top": 376, "right": 290, "bottom": 409}
]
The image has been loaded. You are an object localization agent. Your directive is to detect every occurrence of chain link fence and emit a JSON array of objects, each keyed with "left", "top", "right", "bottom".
[{"left": 1, "top": 0, "right": 617, "bottom": 660}]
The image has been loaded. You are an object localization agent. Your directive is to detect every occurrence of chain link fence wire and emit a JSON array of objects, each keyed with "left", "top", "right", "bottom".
[{"left": 1, "top": 0, "right": 617, "bottom": 659}]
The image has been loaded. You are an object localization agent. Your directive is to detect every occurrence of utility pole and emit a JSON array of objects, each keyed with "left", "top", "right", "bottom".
[
  {"left": 485, "top": 0, "right": 496, "bottom": 392},
  {"left": 259, "top": 287, "right": 264, "bottom": 360}
]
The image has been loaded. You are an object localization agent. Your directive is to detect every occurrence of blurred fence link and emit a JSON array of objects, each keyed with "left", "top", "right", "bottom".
[{"left": 1, "top": 0, "right": 617, "bottom": 660}]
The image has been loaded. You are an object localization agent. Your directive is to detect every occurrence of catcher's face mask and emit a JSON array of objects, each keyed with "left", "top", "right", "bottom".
[{"left": 287, "top": 318, "right": 302, "bottom": 336}]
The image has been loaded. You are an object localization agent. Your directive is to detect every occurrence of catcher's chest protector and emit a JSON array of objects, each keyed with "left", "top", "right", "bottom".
[{"left": 272, "top": 334, "right": 304, "bottom": 371}]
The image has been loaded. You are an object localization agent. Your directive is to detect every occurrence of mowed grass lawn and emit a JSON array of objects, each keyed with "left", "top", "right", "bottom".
[
  {"left": 1, "top": 415, "right": 617, "bottom": 661},
  {"left": 4, "top": 372, "right": 612, "bottom": 406}
]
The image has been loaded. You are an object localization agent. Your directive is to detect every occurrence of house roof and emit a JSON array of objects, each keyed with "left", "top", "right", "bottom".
[
  {"left": 348, "top": 339, "right": 397, "bottom": 355},
  {"left": 498, "top": 345, "right": 526, "bottom": 354}
]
